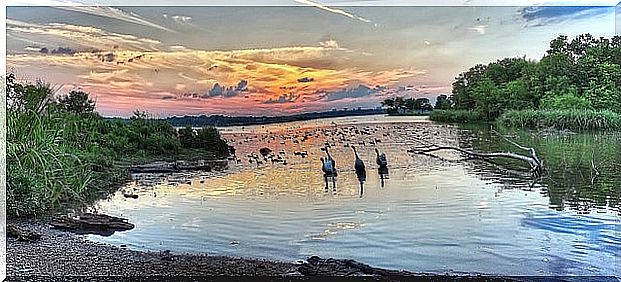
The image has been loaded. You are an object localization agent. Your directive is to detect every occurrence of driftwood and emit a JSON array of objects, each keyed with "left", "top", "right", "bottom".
[
  {"left": 298, "top": 256, "right": 407, "bottom": 277},
  {"left": 7, "top": 224, "right": 42, "bottom": 242},
  {"left": 51, "top": 213, "right": 135, "bottom": 236},
  {"left": 408, "top": 128, "right": 545, "bottom": 176}
]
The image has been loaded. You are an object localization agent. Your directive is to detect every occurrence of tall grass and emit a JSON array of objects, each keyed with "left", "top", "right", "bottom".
[
  {"left": 7, "top": 76, "right": 230, "bottom": 218},
  {"left": 429, "top": 110, "right": 484, "bottom": 123},
  {"left": 498, "top": 109, "right": 621, "bottom": 130},
  {"left": 7, "top": 111, "right": 93, "bottom": 217}
]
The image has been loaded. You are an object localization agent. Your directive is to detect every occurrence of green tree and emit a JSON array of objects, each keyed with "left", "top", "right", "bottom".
[
  {"left": 434, "top": 94, "right": 452, "bottom": 109},
  {"left": 583, "top": 80, "right": 621, "bottom": 112},
  {"left": 56, "top": 90, "right": 96, "bottom": 115}
]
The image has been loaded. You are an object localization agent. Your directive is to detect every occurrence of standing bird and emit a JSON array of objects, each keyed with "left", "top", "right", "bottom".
[
  {"left": 352, "top": 146, "right": 366, "bottom": 197},
  {"left": 352, "top": 146, "right": 366, "bottom": 173},
  {"left": 320, "top": 157, "right": 333, "bottom": 176},
  {"left": 375, "top": 148, "right": 388, "bottom": 169},
  {"left": 325, "top": 146, "right": 336, "bottom": 176}
]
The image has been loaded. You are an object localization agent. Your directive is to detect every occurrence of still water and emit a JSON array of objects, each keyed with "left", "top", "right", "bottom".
[{"left": 89, "top": 115, "right": 620, "bottom": 276}]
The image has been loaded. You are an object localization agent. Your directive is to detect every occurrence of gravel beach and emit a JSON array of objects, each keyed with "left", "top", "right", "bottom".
[
  {"left": 6, "top": 220, "right": 432, "bottom": 281},
  {"left": 8, "top": 221, "right": 603, "bottom": 282}
]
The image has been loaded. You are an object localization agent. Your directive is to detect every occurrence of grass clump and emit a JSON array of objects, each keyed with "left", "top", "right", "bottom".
[{"left": 498, "top": 109, "right": 621, "bottom": 130}]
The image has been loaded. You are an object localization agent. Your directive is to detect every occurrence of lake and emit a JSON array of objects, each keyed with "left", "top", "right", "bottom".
[{"left": 88, "top": 115, "right": 620, "bottom": 276}]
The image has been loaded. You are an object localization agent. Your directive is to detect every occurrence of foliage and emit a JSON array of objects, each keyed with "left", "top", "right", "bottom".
[
  {"left": 440, "top": 34, "right": 621, "bottom": 128},
  {"left": 178, "top": 126, "right": 230, "bottom": 154},
  {"left": 55, "top": 90, "right": 96, "bottom": 115},
  {"left": 382, "top": 96, "right": 433, "bottom": 114},
  {"left": 429, "top": 110, "right": 483, "bottom": 123},
  {"left": 6, "top": 76, "right": 230, "bottom": 218},
  {"left": 434, "top": 94, "right": 452, "bottom": 110},
  {"left": 498, "top": 109, "right": 621, "bottom": 130}
]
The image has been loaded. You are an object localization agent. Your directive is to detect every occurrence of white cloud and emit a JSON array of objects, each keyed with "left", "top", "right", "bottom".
[
  {"left": 468, "top": 25, "right": 487, "bottom": 34},
  {"left": 54, "top": 6, "right": 174, "bottom": 32},
  {"left": 294, "top": 0, "right": 372, "bottom": 23}
]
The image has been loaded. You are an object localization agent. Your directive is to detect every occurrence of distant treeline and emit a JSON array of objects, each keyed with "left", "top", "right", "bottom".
[{"left": 114, "top": 108, "right": 387, "bottom": 127}]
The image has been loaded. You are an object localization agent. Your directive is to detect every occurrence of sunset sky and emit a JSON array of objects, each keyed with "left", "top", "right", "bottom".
[{"left": 5, "top": 1, "right": 619, "bottom": 117}]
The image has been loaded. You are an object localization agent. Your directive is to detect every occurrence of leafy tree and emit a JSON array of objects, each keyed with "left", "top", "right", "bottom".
[
  {"left": 541, "top": 93, "right": 592, "bottom": 110},
  {"left": 583, "top": 80, "right": 621, "bottom": 111},
  {"left": 440, "top": 33, "right": 621, "bottom": 124},
  {"left": 413, "top": 98, "right": 433, "bottom": 112},
  {"left": 434, "top": 94, "right": 452, "bottom": 109},
  {"left": 56, "top": 90, "right": 96, "bottom": 115}
]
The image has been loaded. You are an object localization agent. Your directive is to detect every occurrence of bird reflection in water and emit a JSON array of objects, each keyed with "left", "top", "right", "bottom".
[
  {"left": 378, "top": 167, "right": 389, "bottom": 188},
  {"left": 357, "top": 170, "right": 366, "bottom": 198}
]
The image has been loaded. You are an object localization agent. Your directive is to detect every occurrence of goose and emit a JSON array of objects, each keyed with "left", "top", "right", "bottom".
[{"left": 375, "top": 148, "right": 388, "bottom": 169}]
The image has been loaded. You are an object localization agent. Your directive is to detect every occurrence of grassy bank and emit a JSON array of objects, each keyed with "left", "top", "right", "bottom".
[
  {"left": 498, "top": 109, "right": 621, "bottom": 130},
  {"left": 6, "top": 75, "right": 230, "bottom": 218},
  {"left": 429, "top": 110, "right": 484, "bottom": 123}
]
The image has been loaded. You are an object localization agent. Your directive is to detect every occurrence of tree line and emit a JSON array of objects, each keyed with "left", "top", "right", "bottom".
[{"left": 446, "top": 33, "right": 621, "bottom": 121}]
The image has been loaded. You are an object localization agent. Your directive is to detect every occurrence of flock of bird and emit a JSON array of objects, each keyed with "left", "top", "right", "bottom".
[{"left": 227, "top": 125, "right": 395, "bottom": 178}]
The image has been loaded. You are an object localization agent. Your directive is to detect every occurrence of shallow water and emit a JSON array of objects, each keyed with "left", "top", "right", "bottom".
[{"left": 89, "top": 115, "right": 620, "bottom": 276}]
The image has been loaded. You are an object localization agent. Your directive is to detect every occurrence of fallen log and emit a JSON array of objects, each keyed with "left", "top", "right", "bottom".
[
  {"left": 408, "top": 129, "right": 545, "bottom": 176},
  {"left": 7, "top": 224, "right": 41, "bottom": 242},
  {"left": 51, "top": 213, "right": 135, "bottom": 236}
]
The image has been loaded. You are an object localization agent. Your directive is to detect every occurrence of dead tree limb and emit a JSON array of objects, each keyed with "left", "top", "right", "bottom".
[{"left": 408, "top": 130, "right": 546, "bottom": 177}]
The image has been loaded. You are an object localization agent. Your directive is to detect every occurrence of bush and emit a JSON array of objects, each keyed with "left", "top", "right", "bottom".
[{"left": 429, "top": 110, "right": 484, "bottom": 123}]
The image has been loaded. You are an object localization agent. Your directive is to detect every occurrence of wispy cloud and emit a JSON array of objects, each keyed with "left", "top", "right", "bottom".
[
  {"left": 520, "top": 6, "right": 612, "bottom": 25},
  {"left": 7, "top": 19, "right": 162, "bottom": 51},
  {"left": 294, "top": 0, "right": 372, "bottom": 23},
  {"left": 468, "top": 25, "right": 487, "bottom": 34},
  {"left": 163, "top": 14, "right": 193, "bottom": 25},
  {"left": 54, "top": 6, "right": 175, "bottom": 32}
]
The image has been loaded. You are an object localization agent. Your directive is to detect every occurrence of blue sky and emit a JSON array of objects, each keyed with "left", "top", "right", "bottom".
[{"left": 4, "top": 1, "right": 619, "bottom": 117}]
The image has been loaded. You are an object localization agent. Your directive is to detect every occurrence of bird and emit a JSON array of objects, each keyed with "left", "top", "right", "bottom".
[
  {"left": 325, "top": 146, "right": 336, "bottom": 175},
  {"left": 375, "top": 148, "right": 388, "bottom": 169},
  {"left": 320, "top": 157, "right": 333, "bottom": 176},
  {"left": 352, "top": 146, "right": 366, "bottom": 173}
]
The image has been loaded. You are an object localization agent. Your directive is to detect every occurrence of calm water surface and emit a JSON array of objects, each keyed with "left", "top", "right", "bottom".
[{"left": 89, "top": 115, "right": 620, "bottom": 276}]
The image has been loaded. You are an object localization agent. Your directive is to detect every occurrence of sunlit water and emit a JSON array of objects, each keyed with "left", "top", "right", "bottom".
[{"left": 88, "top": 115, "right": 620, "bottom": 276}]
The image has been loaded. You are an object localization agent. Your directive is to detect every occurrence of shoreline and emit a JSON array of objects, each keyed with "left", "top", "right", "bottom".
[
  {"left": 6, "top": 220, "right": 434, "bottom": 279},
  {"left": 10, "top": 221, "right": 611, "bottom": 281}
]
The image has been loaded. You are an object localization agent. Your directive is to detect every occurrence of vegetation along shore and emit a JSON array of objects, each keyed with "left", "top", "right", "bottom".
[
  {"left": 6, "top": 73, "right": 231, "bottom": 218},
  {"left": 384, "top": 34, "right": 621, "bottom": 130}
]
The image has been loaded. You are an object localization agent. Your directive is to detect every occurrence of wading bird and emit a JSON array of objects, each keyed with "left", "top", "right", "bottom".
[{"left": 375, "top": 148, "right": 388, "bottom": 169}]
